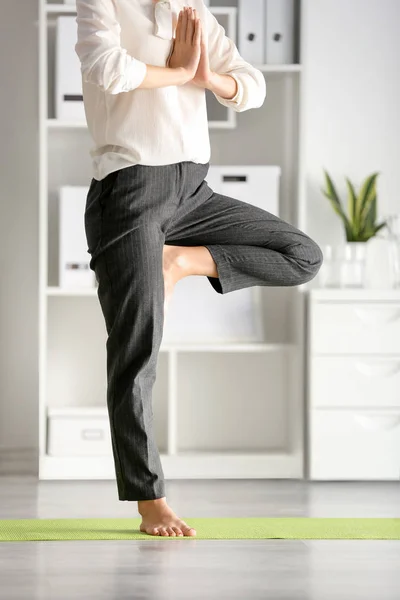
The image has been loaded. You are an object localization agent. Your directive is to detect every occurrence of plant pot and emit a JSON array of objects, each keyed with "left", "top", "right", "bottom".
[{"left": 339, "top": 242, "right": 367, "bottom": 288}]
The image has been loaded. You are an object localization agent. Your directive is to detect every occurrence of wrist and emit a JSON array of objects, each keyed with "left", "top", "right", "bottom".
[
  {"left": 170, "top": 66, "right": 192, "bottom": 85},
  {"left": 203, "top": 71, "right": 218, "bottom": 91}
]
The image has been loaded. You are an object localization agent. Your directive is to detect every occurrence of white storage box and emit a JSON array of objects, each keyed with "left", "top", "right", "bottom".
[
  {"left": 59, "top": 185, "right": 95, "bottom": 288},
  {"left": 206, "top": 165, "right": 281, "bottom": 216},
  {"left": 47, "top": 407, "right": 112, "bottom": 456},
  {"left": 56, "top": 16, "right": 86, "bottom": 121}
]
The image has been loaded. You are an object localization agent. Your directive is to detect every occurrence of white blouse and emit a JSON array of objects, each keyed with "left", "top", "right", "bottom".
[{"left": 75, "top": 0, "right": 267, "bottom": 181}]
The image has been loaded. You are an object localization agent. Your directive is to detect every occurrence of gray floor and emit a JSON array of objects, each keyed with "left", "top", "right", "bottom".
[{"left": 0, "top": 478, "right": 399, "bottom": 599}]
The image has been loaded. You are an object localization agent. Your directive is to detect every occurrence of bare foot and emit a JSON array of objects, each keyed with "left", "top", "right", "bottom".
[{"left": 138, "top": 497, "right": 197, "bottom": 537}]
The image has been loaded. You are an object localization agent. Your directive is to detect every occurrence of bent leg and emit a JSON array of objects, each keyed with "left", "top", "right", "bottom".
[{"left": 166, "top": 180, "right": 323, "bottom": 294}]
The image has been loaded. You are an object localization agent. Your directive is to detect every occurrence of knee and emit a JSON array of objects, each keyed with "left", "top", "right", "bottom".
[{"left": 290, "top": 236, "right": 324, "bottom": 285}]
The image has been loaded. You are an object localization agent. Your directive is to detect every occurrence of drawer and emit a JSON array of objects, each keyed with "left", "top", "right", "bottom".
[
  {"left": 310, "top": 302, "right": 400, "bottom": 354},
  {"left": 47, "top": 410, "right": 112, "bottom": 456},
  {"left": 310, "top": 356, "right": 400, "bottom": 408},
  {"left": 309, "top": 410, "right": 400, "bottom": 480}
]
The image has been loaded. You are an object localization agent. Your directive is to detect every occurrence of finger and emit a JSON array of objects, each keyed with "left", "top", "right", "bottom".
[
  {"left": 193, "top": 17, "right": 202, "bottom": 47},
  {"left": 181, "top": 7, "right": 188, "bottom": 42},
  {"left": 176, "top": 9, "right": 183, "bottom": 42},
  {"left": 186, "top": 7, "right": 195, "bottom": 44}
]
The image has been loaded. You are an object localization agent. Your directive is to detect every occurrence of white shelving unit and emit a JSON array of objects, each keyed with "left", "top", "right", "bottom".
[{"left": 38, "top": 0, "right": 307, "bottom": 480}]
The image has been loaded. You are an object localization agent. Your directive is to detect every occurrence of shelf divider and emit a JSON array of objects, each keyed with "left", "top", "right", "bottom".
[{"left": 167, "top": 349, "right": 178, "bottom": 455}]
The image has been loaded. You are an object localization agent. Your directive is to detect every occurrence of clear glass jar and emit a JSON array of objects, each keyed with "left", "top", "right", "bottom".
[
  {"left": 339, "top": 242, "right": 367, "bottom": 288},
  {"left": 316, "top": 244, "right": 341, "bottom": 288}
]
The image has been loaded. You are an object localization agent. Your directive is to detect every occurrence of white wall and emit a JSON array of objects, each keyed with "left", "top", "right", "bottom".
[
  {"left": 302, "top": 0, "right": 400, "bottom": 245},
  {"left": 0, "top": 1, "right": 39, "bottom": 468}
]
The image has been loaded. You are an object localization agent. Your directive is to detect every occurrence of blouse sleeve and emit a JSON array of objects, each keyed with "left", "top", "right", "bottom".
[
  {"left": 205, "top": 5, "right": 266, "bottom": 112},
  {"left": 75, "top": 0, "right": 148, "bottom": 94}
]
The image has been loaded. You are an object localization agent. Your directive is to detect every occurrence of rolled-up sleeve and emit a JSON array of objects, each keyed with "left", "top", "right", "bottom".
[
  {"left": 75, "top": 0, "right": 147, "bottom": 94},
  {"left": 205, "top": 6, "right": 266, "bottom": 112}
]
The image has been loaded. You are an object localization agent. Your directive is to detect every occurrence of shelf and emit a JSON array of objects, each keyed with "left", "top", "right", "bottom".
[
  {"left": 47, "top": 119, "right": 86, "bottom": 129},
  {"left": 46, "top": 4, "right": 77, "bottom": 14},
  {"left": 47, "top": 286, "right": 96, "bottom": 295},
  {"left": 46, "top": 119, "right": 236, "bottom": 130},
  {"left": 256, "top": 64, "right": 302, "bottom": 73},
  {"left": 39, "top": 452, "right": 302, "bottom": 479},
  {"left": 309, "top": 287, "right": 400, "bottom": 301}
]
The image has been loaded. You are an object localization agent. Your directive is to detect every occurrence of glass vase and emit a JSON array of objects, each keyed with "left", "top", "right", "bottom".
[{"left": 339, "top": 242, "right": 367, "bottom": 288}]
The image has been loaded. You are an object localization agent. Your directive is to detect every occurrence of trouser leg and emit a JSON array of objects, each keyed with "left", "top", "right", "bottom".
[
  {"left": 84, "top": 164, "right": 178, "bottom": 501},
  {"left": 165, "top": 163, "right": 323, "bottom": 294}
]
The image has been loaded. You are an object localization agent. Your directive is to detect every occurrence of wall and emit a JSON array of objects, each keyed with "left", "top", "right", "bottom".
[
  {"left": 302, "top": 0, "right": 400, "bottom": 245},
  {"left": 0, "top": 1, "right": 39, "bottom": 471}
]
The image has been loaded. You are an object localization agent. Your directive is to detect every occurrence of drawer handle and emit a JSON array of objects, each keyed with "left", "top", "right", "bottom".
[
  {"left": 353, "top": 307, "right": 400, "bottom": 325},
  {"left": 81, "top": 429, "right": 105, "bottom": 441},
  {"left": 354, "top": 414, "right": 400, "bottom": 431},
  {"left": 355, "top": 360, "right": 400, "bottom": 378}
]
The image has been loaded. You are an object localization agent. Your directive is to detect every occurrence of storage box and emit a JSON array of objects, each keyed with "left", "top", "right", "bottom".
[
  {"left": 205, "top": 165, "right": 281, "bottom": 215},
  {"left": 47, "top": 407, "right": 112, "bottom": 456}
]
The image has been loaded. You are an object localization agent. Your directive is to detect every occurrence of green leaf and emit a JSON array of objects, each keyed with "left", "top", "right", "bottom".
[
  {"left": 346, "top": 177, "right": 358, "bottom": 233},
  {"left": 322, "top": 170, "right": 354, "bottom": 239},
  {"left": 359, "top": 172, "right": 379, "bottom": 222},
  {"left": 358, "top": 194, "right": 377, "bottom": 241},
  {"left": 373, "top": 221, "right": 388, "bottom": 235}
]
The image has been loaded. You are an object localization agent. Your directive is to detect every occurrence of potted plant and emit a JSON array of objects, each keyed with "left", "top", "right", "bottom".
[{"left": 321, "top": 171, "right": 387, "bottom": 287}]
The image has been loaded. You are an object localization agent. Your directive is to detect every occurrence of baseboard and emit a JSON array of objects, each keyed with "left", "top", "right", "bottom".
[{"left": 0, "top": 447, "right": 38, "bottom": 475}]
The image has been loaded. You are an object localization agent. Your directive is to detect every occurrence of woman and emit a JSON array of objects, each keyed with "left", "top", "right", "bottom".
[{"left": 75, "top": 0, "right": 323, "bottom": 538}]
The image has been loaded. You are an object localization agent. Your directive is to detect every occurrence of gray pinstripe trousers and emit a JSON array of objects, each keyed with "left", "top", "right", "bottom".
[{"left": 84, "top": 160, "right": 323, "bottom": 501}]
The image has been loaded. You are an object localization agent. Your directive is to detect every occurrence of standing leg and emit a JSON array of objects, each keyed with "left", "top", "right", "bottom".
[
  {"left": 84, "top": 165, "right": 176, "bottom": 501},
  {"left": 84, "top": 164, "right": 197, "bottom": 537}
]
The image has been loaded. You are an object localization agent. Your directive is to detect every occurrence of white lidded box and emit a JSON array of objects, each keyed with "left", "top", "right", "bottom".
[
  {"left": 205, "top": 165, "right": 281, "bottom": 216},
  {"left": 59, "top": 185, "right": 95, "bottom": 288},
  {"left": 47, "top": 407, "right": 112, "bottom": 456}
]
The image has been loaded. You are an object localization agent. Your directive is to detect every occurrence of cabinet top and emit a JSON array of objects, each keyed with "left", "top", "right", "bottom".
[{"left": 308, "top": 288, "right": 400, "bottom": 301}]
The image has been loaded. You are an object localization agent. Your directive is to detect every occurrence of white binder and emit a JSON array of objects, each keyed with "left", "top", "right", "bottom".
[
  {"left": 238, "top": 0, "right": 265, "bottom": 64},
  {"left": 264, "top": 0, "right": 295, "bottom": 64},
  {"left": 56, "top": 16, "right": 86, "bottom": 121},
  {"left": 59, "top": 186, "right": 95, "bottom": 288}
]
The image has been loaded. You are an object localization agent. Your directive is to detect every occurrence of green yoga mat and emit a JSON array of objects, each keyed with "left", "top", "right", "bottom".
[{"left": 0, "top": 518, "right": 399, "bottom": 541}]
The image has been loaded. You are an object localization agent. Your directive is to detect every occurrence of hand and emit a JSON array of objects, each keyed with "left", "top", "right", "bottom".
[
  {"left": 167, "top": 7, "right": 201, "bottom": 82},
  {"left": 191, "top": 20, "right": 214, "bottom": 88}
]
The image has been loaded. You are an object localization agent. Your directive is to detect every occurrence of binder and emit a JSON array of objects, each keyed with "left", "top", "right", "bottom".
[
  {"left": 264, "top": 0, "right": 295, "bottom": 64},
  {"left": 56, "top": 16, "right": 86, "bottom": 121},
  {"left": 59, "top": 186, "right": 95, "bottom": 288},
  {"left": 238, "top": 0, "right": 265, "bottom": 65}
]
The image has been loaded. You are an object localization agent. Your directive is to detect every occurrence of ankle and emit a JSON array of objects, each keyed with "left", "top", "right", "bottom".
[{"left": 137, "top": 496, "right": 168, "bottom": 515}]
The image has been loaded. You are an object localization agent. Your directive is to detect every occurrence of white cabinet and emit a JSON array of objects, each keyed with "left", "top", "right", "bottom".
[{"left": 307, "top": 289, "right": 400, "bottom": 480}]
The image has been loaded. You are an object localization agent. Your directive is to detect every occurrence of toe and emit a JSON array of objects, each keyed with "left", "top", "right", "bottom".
[
  {"left": 172, "top": 527, "right": 183, "bottom": 536},
  {"left": 166, "top": 527, "right": 176, "bottom": 536},
  {"left": 159, "top": 527, "right": 169, "bottom": 536},
  {"left": 181, "top": 523, "right": 196, "bottom": 536}
]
